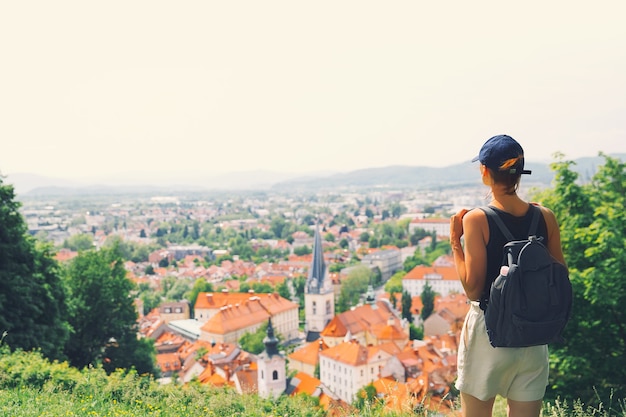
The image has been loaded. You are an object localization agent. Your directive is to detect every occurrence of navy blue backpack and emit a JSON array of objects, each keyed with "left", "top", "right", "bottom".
[{"left": 481, "top": 206, "right": 573, "bottom": 348}]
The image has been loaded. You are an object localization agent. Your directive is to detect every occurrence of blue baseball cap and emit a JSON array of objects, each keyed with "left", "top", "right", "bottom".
[{"left": 472, "top": 134, "right": 532, "bottom": 175}]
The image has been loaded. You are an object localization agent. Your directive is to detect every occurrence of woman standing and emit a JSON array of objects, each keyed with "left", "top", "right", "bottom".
[{"left": 450, "top": 134, "right": 567, "bottom": 417}]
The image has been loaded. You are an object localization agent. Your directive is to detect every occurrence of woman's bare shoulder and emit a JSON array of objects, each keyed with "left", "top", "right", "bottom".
[
  {"left": 531, "top": 202, "right": 557, "bottom": 220},
  {"left": 463, "top": 207, "right": 488, "bottom": 225}
]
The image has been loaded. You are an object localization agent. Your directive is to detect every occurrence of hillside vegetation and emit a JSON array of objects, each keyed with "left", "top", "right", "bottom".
[
  {"left": 0, "top": 346, "right": 326, "bottom": 417},
  {"left": 1, "top": 347, "right": 625, "bottom": 417}
]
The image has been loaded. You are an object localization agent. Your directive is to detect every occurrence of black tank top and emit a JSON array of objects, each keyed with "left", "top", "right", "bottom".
[{"left": 479, "top": 204, "right": 549, "bottom": 310}]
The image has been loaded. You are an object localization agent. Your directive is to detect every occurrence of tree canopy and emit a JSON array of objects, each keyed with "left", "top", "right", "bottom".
[
  {"left": 239, "top": 322, "right": 269, "bottom": 354},
  {"left": 532, "top": 154, "right": 626, "bottom": 405},
  {"left": 335, "top": 265, "right": 374, "bottom": 313},
  {"left": 0, "top": 179, "right": 69, "bottom": 359},
  {"left": 419, "top": 283, "right": 435, "bottom": 322},
  {"left": 63, "top": 246, "right": 156, "bottom": 374}
]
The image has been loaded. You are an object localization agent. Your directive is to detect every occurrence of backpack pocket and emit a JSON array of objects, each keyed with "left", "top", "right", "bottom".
[{"left": 510, "top": 315, "right": 567, "bottom": 346}]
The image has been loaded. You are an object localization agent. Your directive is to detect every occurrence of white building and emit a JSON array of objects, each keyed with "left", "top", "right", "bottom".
[
  {"left": 197, "top": 293, "right": 299, "bottom": 344},
  {"left": 257, "top": 319, "right": 286, "bottom": 399},
  {"left": 361, "top": 248, "right": 403, "bottom": 282},
  {"left": 408, "top": 218, "right": 450, "bottom": 239},
  {"left": 402, "top": 264, "right": 464, "bottom": 297},
  {"left": 319, "top": 339, "right": 396, "bottom": 404}
]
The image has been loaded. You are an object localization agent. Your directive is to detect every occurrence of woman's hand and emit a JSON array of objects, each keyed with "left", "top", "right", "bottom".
[{"left": 450, "top": 209, "right": 469, "bottom": 246}]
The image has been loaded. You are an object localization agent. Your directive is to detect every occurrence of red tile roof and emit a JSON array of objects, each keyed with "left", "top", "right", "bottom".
[
  {"left": 370, "top": 318, "right": 408, "bottom": 344},
  {"left": 434, "top": 293, "right": 470, "bottom": 319},
  {"left": 321, "top": 301, "right": 396, "bottom": 338},
  {"left": 288, "top": 339, "right": 329, "bottom": 366},
  {"left": 410, "top": 218, "right": 449, "bottom": 224},
  {"left": 200, "top": 298, "right": 270, "bottom": 334},
  {"left": 402, "top": 265, "right": 458, "bottom": 281},
  {"left": 195, "top": 292, "right": 261, "bottom": 310},
  {"left": 54, "top": 248, "right": 78, "bottom": 262},
  {"left": 320, "top": 340, "right": 370, "bottom": 366},
  {"left": 289, "top": 372, "right": 321, "bottom": 396},
  {"left": 156, "top": 352, "right": 181, "bottom": 373}
]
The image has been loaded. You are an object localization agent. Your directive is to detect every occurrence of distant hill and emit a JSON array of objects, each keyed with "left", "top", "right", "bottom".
[
  {"left": 270, "top": 161, "right": 555, "bottom": 191},
  {"left": 5, "top": 154, "right": 624, "bottom": 197},
  {"left": 271, "top": 154, "right": 626, "bottom": 191}
]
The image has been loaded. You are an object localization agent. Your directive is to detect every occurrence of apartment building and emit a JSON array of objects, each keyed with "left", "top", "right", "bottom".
[
  {"left": 408, "top": 217, "right": 450, "bottom": 239},
  {"left": 402, "top": 264, "right": 463, "bottom": 297},
  {"left": 196, "top": 292, "right": 299, "bottom": 344},
  {"left": 360, "top": 247, "right": 403, "bottom": 282},
  {"left": 319, "top": 339, "right": 398, "bottom": 404}
]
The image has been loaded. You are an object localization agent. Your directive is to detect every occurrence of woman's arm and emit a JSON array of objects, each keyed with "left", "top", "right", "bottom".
[{"left": 450, "top": 208, "right": 488, "bottom": 301}]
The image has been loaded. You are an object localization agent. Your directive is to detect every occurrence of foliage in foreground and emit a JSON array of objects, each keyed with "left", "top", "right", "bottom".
[
  {"left": 0, "top": 347, "right": 325, "bottom": 417},
  {"left": 0, "top": 178, "right": 70, "bottom": 360},
  {"left": 533, "top": 154, "right": 626, "bottom": 406},
  {"left": 1, "top": 348, "right": 625, "bottom": 417}
]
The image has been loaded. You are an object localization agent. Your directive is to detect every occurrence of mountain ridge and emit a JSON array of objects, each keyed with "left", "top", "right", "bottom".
[{"left": 5, "top": 154, "right": 624, "bottom": 197}]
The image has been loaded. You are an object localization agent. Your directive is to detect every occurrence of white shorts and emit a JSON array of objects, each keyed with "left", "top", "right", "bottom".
[{"left": 455, "top": 302, "right": 549, "bottom": 401}]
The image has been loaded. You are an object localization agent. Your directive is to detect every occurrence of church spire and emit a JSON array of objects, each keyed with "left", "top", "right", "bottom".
[
  {"left": 263, "top": 318, "right": 279, "bottom": 357},
  {"left": 306, "top": 222, "right": 326, "bottom": 294}
]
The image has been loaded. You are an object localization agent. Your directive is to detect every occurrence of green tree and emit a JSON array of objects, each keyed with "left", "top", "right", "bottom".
[
  {"left": 409, "top": 323, "right": 423, "bottom": 340},
  {"left": 384, "top": 270, "right": 404, "bottom": 294},
  {"left": 292, "top": 276, "right": 307, "bottom": 307},
  {"left": 293, "top": 245, "right": 311, "bottom": 256},
  {"left": 164, "top": 278, "right": 192, "bottom": 301},
  {"left": 0, "top": 179, "right": 70, "bottom": 359},
  {"left": 336, "top": 266, "right": 371, "bottom": 313},
  {"left": 248, "top": 282, "right": 273, "bottom": 294},
  {"left": 185, "top": 279, "right": 214, "bottom": 313},
  {"left": 270, "top": 216, "right": 288, "bottom": 239},
  {"left": 390, "top": 203, "right": 405, "bottom": 218},
  {"left": 424, "top": 239, "right": 450, "bottom": 264},
  {"left": 239, "top": 322, "right": 269, "bottom": 354},
  {"left": 401, "top": 290, "right": 413, "bottom": 323},
  {"left": 63, "top": 246, "right": 156, "bottom": 374},
  {"left": 102, "top": 235, "right": 135, "bottom": 260},
  {"left": 420, "top": 283, "right": 435, "bottom": 321},
  {"left": 63, "top": 233, "right": 94, "bottom": 251},
  {"left": 532, "top": 154, "right": 626, "bottom": 405},
  {"left": 139, "top": 290, "right": 161, "bottom": 316},
  {"left": 276, "top": 281, "right": 291, "bottom": 301},
  {"left": 130, "top": 243, "right": 154, "bottom": 263},
  {"left": 102, "top": 331, "right": 157, "bottom": 376},
  {"left": 300, "top": 214, "right": 316, "bottom": 226}
]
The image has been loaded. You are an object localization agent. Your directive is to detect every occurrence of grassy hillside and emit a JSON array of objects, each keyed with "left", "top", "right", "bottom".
[{"left": 1, "top": 347, "right": 624, "bottom": 417}]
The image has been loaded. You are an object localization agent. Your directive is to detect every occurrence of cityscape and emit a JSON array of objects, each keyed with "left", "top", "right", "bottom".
[{"left": 12, "top": 176, "right": 545, "bottom": 414}]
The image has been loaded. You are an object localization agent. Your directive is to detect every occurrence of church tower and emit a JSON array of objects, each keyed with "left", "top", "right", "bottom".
[
  {"left": 257, "top": 318, "right": 286, "bottom": 399},
  {"left": 304, "top": 224, "right": 335, "bottom": 341}
]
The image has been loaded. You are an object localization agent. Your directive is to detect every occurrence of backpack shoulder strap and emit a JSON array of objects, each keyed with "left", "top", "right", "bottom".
[
  {"left": 528, "top": 204, "right": 541, "bottom": 237},
  {"left": 480, "top": 206, "right": 514, "bottom": 241}
]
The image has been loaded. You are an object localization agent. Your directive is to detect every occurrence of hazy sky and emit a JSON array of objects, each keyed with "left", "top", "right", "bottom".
[{"left": 1, "top": 1, "right": 625, "bottom": 182}]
